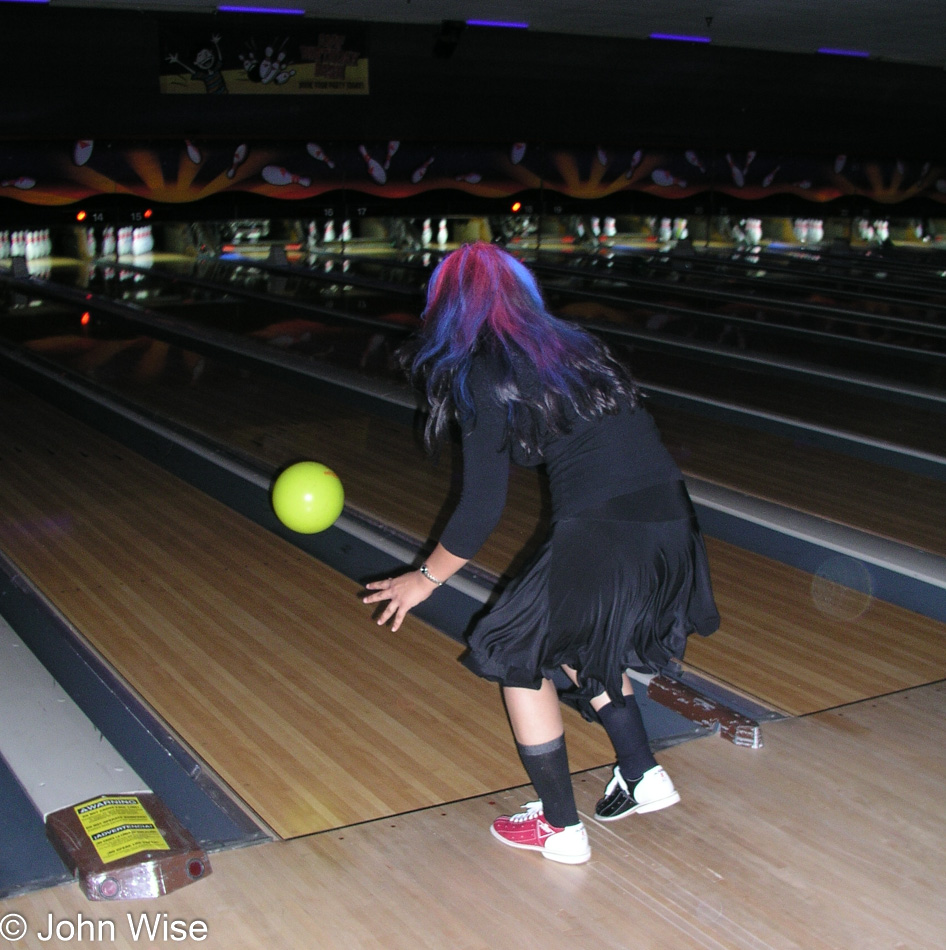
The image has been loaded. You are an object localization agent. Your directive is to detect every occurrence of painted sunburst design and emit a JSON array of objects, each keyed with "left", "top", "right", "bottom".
[
  {"left": 545, "top": 151, "right": 641, "bottom": 200},
  {"left": 0, "top": 142, "right": 943, "bottom": 208},
  {"left": 861, "top": 162, "right": 939, "bottom": 205},
  {"left": 121, "top": 147, "right": 314, "bottom": 202}
]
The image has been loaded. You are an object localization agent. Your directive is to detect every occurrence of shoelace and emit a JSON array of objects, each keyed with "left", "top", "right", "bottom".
[
  {"left": 605, "top": 767, "right": 629, "bottom": 795},
  {"left": 509, "top": 801, "right": 544, "bottom": 822}
]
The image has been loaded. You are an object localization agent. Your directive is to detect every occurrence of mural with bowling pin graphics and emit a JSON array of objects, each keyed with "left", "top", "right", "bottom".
[
  {"left": 159, "top": 22, "right": 369, "bottom": 95},
  {"left": 0, "top": 140, "right": 944, "bottom": 209}
]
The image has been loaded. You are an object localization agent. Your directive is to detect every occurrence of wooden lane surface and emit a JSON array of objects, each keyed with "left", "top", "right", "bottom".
[
  {"left": 34, "top": 330, "right": 946, "bottom": 559},
  {"left": 37, "top": 349, "right": 946, "bottom": 717},
  {"left": 654, "top": 404, "right": 946, "bottom": 560},
  {"left": 6, "top": 682, "right": 945, "bottom": 948},
  {"left": 0, "top": 380, "right": 615, "bottom": 840},
  {"left": 23, "top": 335, "right": 946, "bottom": 559}
]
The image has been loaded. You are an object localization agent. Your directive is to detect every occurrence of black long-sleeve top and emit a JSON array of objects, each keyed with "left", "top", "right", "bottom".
[{"left": 438, "top": 355, "right": 683, "bottom": 560}]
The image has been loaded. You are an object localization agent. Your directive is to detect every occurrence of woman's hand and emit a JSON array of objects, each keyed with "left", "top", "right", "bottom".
[{"left": 362, "top": 571, "right": 437, "bottom": 632}]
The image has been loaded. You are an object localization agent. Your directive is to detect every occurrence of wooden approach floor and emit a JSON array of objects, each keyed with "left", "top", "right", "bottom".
[{"left": 4, "top": 682, "right": 945, "bottom": 949}]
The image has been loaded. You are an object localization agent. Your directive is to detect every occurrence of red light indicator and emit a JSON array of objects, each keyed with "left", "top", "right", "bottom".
[
  {"left": 76, "top": 210, "right": 87, "bottom": 222},
  {"left": 511, "top": 201, "right": 522, "bottom": 212},
  {"left": 143, "top": 208, "right": 153, "bottom": 219},
  {"left": 80, "top": 311, "right": 91, "bottom": 326}
]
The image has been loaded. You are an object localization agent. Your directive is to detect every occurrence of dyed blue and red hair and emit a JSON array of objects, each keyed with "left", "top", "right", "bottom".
[{"left": 408, "top": 242, "right": 637, "bottom": 452}]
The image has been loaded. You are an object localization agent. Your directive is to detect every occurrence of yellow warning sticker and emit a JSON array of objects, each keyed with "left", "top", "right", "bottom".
[{"left": 74, "top": 796, "right": 170, "bottom": 865}]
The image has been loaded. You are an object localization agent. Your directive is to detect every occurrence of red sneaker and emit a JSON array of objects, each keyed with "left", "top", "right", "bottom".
[{"left": 490, "top": 801, "right": 591, "bottom": 864}]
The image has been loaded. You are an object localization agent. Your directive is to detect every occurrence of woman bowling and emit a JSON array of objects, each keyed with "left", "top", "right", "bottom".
[{"left": 363, "top": 242, "right": 719, "bottom": 865}]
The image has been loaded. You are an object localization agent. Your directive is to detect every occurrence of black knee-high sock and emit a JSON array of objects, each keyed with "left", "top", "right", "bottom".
[
  {"left": 515, "top": 735, "right": 580, "bottom": 828},
  {"left": 597, "top": 695, "right": 658, "bottom": 783}
]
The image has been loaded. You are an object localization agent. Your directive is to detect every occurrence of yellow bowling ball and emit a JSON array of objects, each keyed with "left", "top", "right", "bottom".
[{"left": 271, "top": 461, "right": 345, "bottom": 534}]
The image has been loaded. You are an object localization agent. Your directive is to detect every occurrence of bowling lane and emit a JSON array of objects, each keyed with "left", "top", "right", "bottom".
[
  {"left": 6, "top": 255, "right": 945, "bottom": 561},
  {"left": 77, "top": 250, "right": 946, "bottom": 461},
  {"left": 205, "top": 247, "right": 946, "bottom": 460},
  {"left": 0, "top": 376, "right": 616, "bottom": 839},
  {"left": 5, "top": 327, "right": 946, "bottom": 718}
]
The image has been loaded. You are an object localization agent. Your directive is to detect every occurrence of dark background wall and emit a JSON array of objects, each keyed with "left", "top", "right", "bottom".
[{"left": 2, "top": 7, "right": 944, "bottom": 158}]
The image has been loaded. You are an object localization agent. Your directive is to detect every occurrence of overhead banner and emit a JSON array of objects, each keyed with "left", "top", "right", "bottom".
[
  {"left": 0, "top": 140, "right": 943, "bottom": 208},
  {"left": 159, "top": 22, "right": 368, "bottom": 95}
]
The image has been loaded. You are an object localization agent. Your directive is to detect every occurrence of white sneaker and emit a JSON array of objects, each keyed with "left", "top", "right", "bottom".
[
  {"left": 594, "top": 765, "right": 680, "bottom": 822},
  {"left": 491, "top": 801, "right": 591, "bottom": 864}
]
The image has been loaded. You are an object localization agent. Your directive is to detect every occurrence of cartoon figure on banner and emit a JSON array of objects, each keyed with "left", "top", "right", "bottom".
[{"left": 166, "top": 34, "right": 228, "bottom": 94}]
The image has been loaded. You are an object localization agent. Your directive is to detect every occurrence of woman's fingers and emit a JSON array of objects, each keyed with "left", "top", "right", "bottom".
[{"left": 362, "top": 571, "right": 433, "bottom": 631}]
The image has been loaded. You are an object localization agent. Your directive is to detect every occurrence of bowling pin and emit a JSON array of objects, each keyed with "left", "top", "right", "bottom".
[
  {"left": 456, "top": 172, "right": 482, "bottom": 184},
  {"left": 596, "top": 147, "right": 608, "bottom": 166},
  {"left": 411, "top": 157, "right": 435, "bottom": 184},
  {"left": 726, "top": 153, "right": 744, "bottom": 187},
  {"left": 227, "top": 143, "right": 248, "bottom": 179},
  {"left": 762, "top": 165, "right": 781, "bottom": 188},
  {"left": 421, "top": 219, "right": 432, "bottom": 246},
  {"left": 437, "top": 219, "right": 448, "bottom": 246},
  {"left": 625, "top": 149, "right": 643, "bottom": 178},
  {"left": 684, "top": 150, "right": 706, "bottom": 173},
  {"left": 73, "top": 140, "right": 94, "bottom": 166},
  {"left": 184, "top": 139, "right": 202, "bottom": 164},
  {"left": 651, "top": 169, "right": 686, "bottom": 188},
  {"left": 323, "top": 220, "right": 336, "bottom": 243},
  {"left": 306, "top": 142, "right": 335, "bottom": 168},
  {"left": 658, "top": 218, "right": 672, "bottom": 243},
  {"left": 1, "top": 177, "right": 36, "bottom": 190},
  {"left": 510, "top": 142, "right": 527, "bottom": 165},
  {"left": 341, "top": 219, "right": 352, "bottom": 242},
  {"left": 260, "top": 46, "right": 274, "bottom": 82},
  {"left": 603, "top": 217, "right": 617, "bottom": 237},
  {"left": 834, "top": 154, "right": 847, "bottom": 174},
  {"left": 358, "top": 145, "right": 387, "bottom": 184},
  {"left": 383, "top": 140, "right": 400, "bottom": 169},
  {"left": 262, "top": 165, "right": 311, "bottom": 187}
]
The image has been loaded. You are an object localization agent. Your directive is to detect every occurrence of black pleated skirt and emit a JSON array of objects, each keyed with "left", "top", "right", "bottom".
[{"left": 462, "top": 480, "right": 720, "bottom": 707}]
